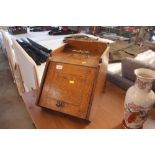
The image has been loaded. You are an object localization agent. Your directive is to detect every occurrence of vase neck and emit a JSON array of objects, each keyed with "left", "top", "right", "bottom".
[{"left": 134, "top": 78, "right": 153, "bottom": 92}]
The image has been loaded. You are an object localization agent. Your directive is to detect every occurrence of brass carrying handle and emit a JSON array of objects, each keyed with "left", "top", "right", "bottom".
[
  {"left": 72, "top": 49, "right": 90, "bottom": 55},
  {"left": 72, "top": 49, "right": 90, "bottom": 58}
]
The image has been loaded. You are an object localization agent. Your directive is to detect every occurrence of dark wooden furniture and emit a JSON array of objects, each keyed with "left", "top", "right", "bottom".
[
  {"left": 36, "top": 40, "right": 109, "bottom": 119},
  {"left": 8, "top": 27, "right": 27, "bottom": 35}
]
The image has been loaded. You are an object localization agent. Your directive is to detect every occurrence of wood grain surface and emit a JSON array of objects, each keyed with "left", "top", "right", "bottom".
[
  {"left": 37, "top": 40, "right": 109, "bottom": 119},
  {"left": 22, "top": 81, "right": 125, "bottom": 129}
]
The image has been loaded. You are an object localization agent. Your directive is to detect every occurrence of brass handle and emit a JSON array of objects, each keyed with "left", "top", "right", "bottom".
[
  {"left": 56, "top": 100, "right": 64, "bottom": 107},
  {"left": 72, "top": 49, "right": 90, "bottom": 58}
]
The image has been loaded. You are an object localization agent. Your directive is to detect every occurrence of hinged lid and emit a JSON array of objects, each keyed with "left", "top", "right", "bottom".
[{"left": 51, "top": 39, "right": 109, "bottom": 67}]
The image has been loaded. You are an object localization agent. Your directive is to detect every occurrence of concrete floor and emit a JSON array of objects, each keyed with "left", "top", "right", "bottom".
[{"left": 0, "top": 48, "right": 35, "bottom": 128}]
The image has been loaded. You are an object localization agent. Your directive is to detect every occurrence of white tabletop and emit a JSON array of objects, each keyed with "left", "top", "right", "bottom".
[{"left": 8, "top": 29, "right": 114, "bottom": 51}]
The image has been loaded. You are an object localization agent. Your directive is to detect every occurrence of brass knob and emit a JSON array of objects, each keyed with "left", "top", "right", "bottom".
[{"left": 56, "top": 100, "right": 64, "bottom": 107}]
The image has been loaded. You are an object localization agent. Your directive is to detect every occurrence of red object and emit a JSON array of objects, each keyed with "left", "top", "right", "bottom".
[
  {"left": 122, "top": 120, "right": 143, "bottom": 129},
  {"left": 127, "top": 113, "right": 139, "bottom": 123},
  {"left": 62, "top": 26, "right": 69, "bottom": 31},
  {"left": 124, "top": 27, "right": 138, "bottom": 33}
]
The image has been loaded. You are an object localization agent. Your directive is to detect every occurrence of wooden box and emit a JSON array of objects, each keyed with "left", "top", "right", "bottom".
[{"left": 36, "top": 39, "right": 109, "bottom": 119}]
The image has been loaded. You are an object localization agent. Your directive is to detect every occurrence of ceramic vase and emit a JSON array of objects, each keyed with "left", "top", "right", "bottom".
[{"left": 123, "top": 68, "right": 155, "bottom": 129}]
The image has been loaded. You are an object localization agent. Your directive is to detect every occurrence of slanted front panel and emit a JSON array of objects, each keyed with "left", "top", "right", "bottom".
[{"left": 39, "top": 61, "right": 98, "bottom": 119}]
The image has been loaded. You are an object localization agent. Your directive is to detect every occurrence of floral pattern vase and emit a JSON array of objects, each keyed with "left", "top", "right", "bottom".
[{"left": 123, "top": 68, "right": 155, "bottom": 129}]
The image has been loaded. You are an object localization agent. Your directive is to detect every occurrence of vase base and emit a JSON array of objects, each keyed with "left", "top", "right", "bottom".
[{"left": 122, "top": 120, "right": 143, "bottom": 129}]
